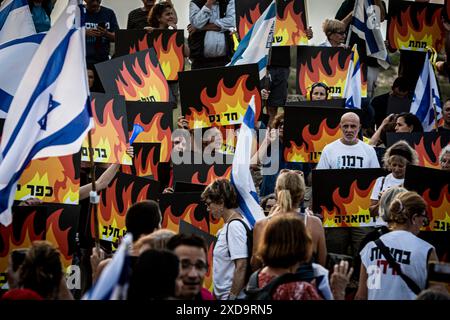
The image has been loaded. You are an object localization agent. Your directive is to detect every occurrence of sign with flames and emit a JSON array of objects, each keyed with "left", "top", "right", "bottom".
[
  {"left": 160, "top": 192, "right": 223, "bottom": 236},
  {"left": 284, "top": 106, "right": 363, "bottom": 163},
  {"left": 15, "top": 154, "right": 80, "bottom": 204},
  {"left": 126, "top": 101, "right": 173, "bottom": 162},
  {"left": 81, "top": 93, "right": 131, "bottom": 165},
  {"left": 387, "top": 1, "right": 445, "bottom": 52},
  {"left": 115, "top": 29, "right": 185, "bottom": 81},
  {"left": 297, "top": 46, "right": 367, "bottom": 99},
  {"left": 121, "top": 143, "right": 160, "bottom": 179},
  {"left": 98, "top": 172, "right": 160, "bottom": 243},
  {"left": 44, "top": 204, "right": 80, "bottom": 269},
  {"left": 173, "top": 162, "right": 232, "bottom": 186},
  {"left": 96, "top": 48, "right": 170, "bottom": 102},
  {"left": 179, "top": 220, "right": 217, "bottom": 294},
  {"left": 0, "top": 206, "right": 47, "bottom": 288},
  {"left": 273, "top": 0, "right": 308, "bottom": 46},
  {"left": 387, "top": 132, "right": 450, "bottom": 169},
  {"left": 235, "top": 0, "right": 271, "bottom": 40},
  {"left": 404, "top": 165, "right": 450, "bottom": 232},
  {"left": 312, "top": 169, "right": 385, "bottom": 228},
  {"left": 179, "top": 64, "right": 261, "bottom": 129}
]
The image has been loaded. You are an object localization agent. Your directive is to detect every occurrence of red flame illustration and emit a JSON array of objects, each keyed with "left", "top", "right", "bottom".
[
  {"left": 388, "top": 6, "right": 444, "bottom": 52},
  {"left": 192, "top": 166, "right": 232, "bottom": 185},
  {"left": 274, "top": 1, "right": 307, "bottom": 46},
  {"left": 153, "top": 33, "right": 184, "bottom": 81},
  {"left": 122, "top": 145, "right": 159, "bottom": 178},
  {"left": 115, "top": 51, "right": 169, "bottom": 102},
  {"left": 284, "top": 119, "right": 342, "bottom": 163},
  {"left": 238, "top": 3, "right": 263, "bottom": 40},
  {"left": 414, "top": 136, "right": 442, "bottom": 169},
  {"left": 162, "top": 204, "right": 209, "bottom": 234},
  {"left": 422, "top": 185, "right": 450, "bottom": 232},
  {"left": 17, "top": 155, "right": 79, "bottom": 204},
  {"left": 45, "top": 209, "right": 72, "bottom": 268}
]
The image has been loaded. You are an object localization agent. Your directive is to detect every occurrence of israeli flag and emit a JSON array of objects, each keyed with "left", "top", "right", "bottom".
[
  {"left": 0, "top": 33, "right": 45, "bottom": 118},
  {"left": 0, "top": 0, "right": 36, "bottom": 45},
  {"left": 343, "top": 45, "right": 362, "bottom": 109},
  {"left": 227, "top": 1, "right": 276, "bottom": 80},
  {"left": 410, "top": 52, "right": 442, "bottom": 132},
  {"left": 231, "top": 96, "right": 265, "bottom": 228},
  {"left": 83, "top": 234, "right": 133, "bottom": 300},
  {"left": 0, "top": 0, "right": 94, "bottom": 226},
  {"left": 350, "top": 0, "right": 389, "bottom": 69}
]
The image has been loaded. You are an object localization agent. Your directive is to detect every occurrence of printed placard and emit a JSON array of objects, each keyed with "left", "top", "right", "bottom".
[
  {"left": 98, "top": 173, "right": 160, "bottom": 243},
  {"left": 115, "top": 29, "right": 185, "bottom": 81},
  {"left": 121, "top": 143, "right": 160, "bottom": 179},
  {"left": 235, "top": 0, "right": 272, "bottom": 40},
  {"left": 81, "top": 93, "right": 131, "bottom": 165},
  {"left": 297, "top": 46, "right": 367, "bottom": 98},
  {"left": 387, "top": 0, "right": 445, "bottom": 52},
  {"left": 179, "top": 64, "right": 261, "bottom": 129},
  {"left": 96, "top": 48, "right": 170, "bottom": 102},
  {"left": 273, "top": 0, "right": 308, "bottom": 46},
  {"left": 386, "top": 132, "right": 450, "bottom": 169},
  {"left": 312, "top": 169, "right": 386, "bottom": 228},
  {"left": 173, "top": 162, "right": 232, "bottom": 186},
  {"left": 15, "top": 154, "right": 80, "bottom": 204}
]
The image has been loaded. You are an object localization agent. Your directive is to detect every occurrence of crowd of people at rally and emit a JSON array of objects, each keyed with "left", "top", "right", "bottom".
[{"left": 1, "top": 0, "right": 449, "bottom": 301}]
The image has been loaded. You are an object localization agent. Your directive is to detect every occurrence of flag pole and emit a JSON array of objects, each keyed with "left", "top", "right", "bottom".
[
  {"left": 87, "top": 131, "right": 100, "bottom": 251},
  {"left": 428, "top": 48, "right": 439, "bottom": 131}
]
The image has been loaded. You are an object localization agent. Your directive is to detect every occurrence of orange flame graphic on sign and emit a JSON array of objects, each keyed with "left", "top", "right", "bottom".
[
  {"left": 83, "top": 98, "right": 131, "bottom": 165},
  {"left": 422, "top": 185, "right": 450, "bottom": 232},
  {"left": 131, "top": 113, "right": 171, "bottom": 162},
  {"left": 0, "top": 212, "right": 44, "bottom": 275},
  {"left": 299, "top": 51, "right": 350, "bottom": 98},
  {"left": 192, "top": 166, "right": 232, "bottom": 185},
  {"left": 17, "top": 156, "right": 79, "bottom": 204},
  {"left": 162, "top": 204, "right": 209, "bottom": 234},
  {"left": 414, "top": 137, "right": 442, "bottom": 169},
  {"left": 122, "top": 146, "right": 159, "bottom": 178},
  {"left": 153, "top": 33, "right": 184, "bottom": 81},
  {"left": 238, "top": 3, "right": 263, "bottom": 40},
  {"left": 389, "top": 6, "right": 444, "bottom": 52},
  {"left": 129, "top": 34, "right": 150, "bottom": 54},
  {"left": 187, "top": 75, "right": 261, "bottom": 129},
  {"left": 203, "top": 242, "right": 214, "bottom": 293},
  {"left": 208, "top": 215, "right": 224, "bottom": 237},
  {"left": 115, "top": 52, "right": 169, "bottom": 102},
  {"left": 274, "top": 2, "right": 307, "bottom": 46},
  {"left": 285, "top": 119, "right": 342, "bottom": 163},
  {"left": 98, "top": 180, "right": 151, "bottom": 242},
  {"left": 45, "top": 209, "right": 72, "bottom": 268},
  {"left": 323, "top": 180, "right": 377, "bottom": 227}
]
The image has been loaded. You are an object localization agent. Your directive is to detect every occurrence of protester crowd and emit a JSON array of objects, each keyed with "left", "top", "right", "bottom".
[{"left": 1, "top": 0, "right": 449, "bottom": 302}]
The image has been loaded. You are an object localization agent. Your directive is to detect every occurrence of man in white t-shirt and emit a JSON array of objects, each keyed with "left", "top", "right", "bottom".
[{"left": 317, "top": 112, "right": 380, "bottom": 262}]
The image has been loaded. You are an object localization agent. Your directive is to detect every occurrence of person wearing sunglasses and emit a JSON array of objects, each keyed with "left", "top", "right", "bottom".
[
  {"left": 320, "top": 19, "right": 346, "bottom": 47},
  {"left": 356, "top": 191, "right": 438, "bottom": 300}
]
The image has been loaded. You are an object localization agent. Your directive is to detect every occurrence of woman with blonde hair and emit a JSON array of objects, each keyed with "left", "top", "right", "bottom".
[
  {"left": 252, "top": 170, "right": 327, "bottom": 269},
  {"left": 356, "top": 191, "right": 438, "bottom": 300},
  {"left": 320, "top": 19, "right": 346, "bottom": 47}
]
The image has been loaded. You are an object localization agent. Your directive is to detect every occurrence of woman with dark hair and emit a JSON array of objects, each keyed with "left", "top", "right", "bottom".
[
  {"left": 356, "top": 191, "right": 438, "bottom": 300},
  {"left": 201, "top": 179, "right": 249, "bottom": 300},
  {"left": 147, "top": 1, "right": 177, "bottom": 29},
  {"left": 309, "top": 82, "right": 329, "bottom": 101},
  {"left": 127, "top": 249, "right": 180, "bottom": 300},
  {"left": 395, "top": 112, "right": 424, "bottom": 133}
]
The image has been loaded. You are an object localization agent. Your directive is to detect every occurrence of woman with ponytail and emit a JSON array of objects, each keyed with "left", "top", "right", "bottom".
[
  {"left": 356, "top": 191, "right": 439, "bottom": 300},
  {"left": 251, "top": 170, "right": 327, "bottom": 270}
]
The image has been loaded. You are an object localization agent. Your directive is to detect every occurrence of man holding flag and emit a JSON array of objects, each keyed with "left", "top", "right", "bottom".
[
  {"left": 410, "top": 51, "right": 442, "bottom": 132},
  {"left": 0, "top": 0, "right": 94, "bottom": 226}
]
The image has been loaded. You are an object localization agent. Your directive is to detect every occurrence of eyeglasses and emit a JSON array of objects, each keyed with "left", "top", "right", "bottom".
[
  {"left": 416, "top": 213, "right": 430, "bottom": 227},
  {"left": 334, "top": 30, "right": 346, "bottom": 35},
  {"left": 180, "top": 259, "right": 208, "bottom": 272}
]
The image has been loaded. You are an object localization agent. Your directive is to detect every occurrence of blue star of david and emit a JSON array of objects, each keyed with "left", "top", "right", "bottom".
[{"left": 38, "top": 94, "right": 60, "bottom": 130}]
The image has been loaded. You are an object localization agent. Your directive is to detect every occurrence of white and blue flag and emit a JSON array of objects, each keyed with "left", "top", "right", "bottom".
[
  {"left": 227, "top": 1, "right": 276, "bottom": 80},
  {"left": 0, "top": 33, "right": 45, "bottom": 118},
  {"left": 0, "top": 0, "right": 36, "bottom": 44},
  {"left": 410, "top": 52, "right": 442, "bottom": 132},
  {"left": 343, "top": 45, "right": 362, "bottom": 109},
  {"left": 83, "top": 234, "right": 133, "bottom": 300},
  {"left": 349, "top": 0, "right": 389, "bottom": 69},
  {"left": 231, "top": 96, "right": 265, "bottom": 228},
  {"left": 0, "top": 0, "right": 94, "bottom": 226}
]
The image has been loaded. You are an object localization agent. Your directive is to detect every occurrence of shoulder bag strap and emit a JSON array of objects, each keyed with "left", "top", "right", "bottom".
[{"left": 374, "top": 239, "right": 421, "bottom": 295}]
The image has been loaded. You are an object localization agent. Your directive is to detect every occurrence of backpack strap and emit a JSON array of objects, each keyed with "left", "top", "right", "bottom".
[
  {"left": 225, "top": 218, "right": 250, "bottom": 258},
  {"left": 374, "top": 239, "right": 421, "bottom": 295}
]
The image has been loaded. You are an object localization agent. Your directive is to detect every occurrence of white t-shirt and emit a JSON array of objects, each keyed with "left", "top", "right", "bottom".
[
  {"left": 213, "top": 218, "right": 249, "bottom": 300},
  {"left": 316, "top": 139, "right": 380, "bottom": 169},
  {"left": 360, "top": 230, "right": 434, "bottom": 300}
]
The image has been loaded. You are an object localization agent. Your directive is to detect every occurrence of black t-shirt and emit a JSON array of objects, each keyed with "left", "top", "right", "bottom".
[
  {"left": 127, "top": 7, "right": 150, "bottom": 29},
  {"left": 85, "top": 6, "right": 119, "bottom": 65},
  {"left": 269, "top": 46, "right": 291, "bottom": 68}
]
